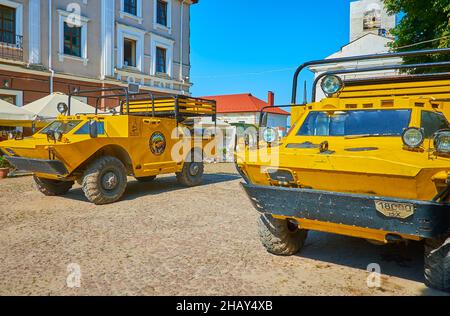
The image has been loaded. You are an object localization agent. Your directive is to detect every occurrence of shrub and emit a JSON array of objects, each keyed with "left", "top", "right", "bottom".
[{"left": 0, "top": 156, "right": 11, "bottom": 169}]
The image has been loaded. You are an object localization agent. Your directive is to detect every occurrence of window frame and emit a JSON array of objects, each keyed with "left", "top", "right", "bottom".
[
  {"left": 117, "top": 24, "right": 145, "bottom": 72},
  {"left": 123, "top": 0, "right": 137, "bottom": 16},
  {"left": 156, "top": 46, "right": 167, "bottom": 74},
  {"left": 63, "top": 22, "right": 82, "bottom": 58},
  {"left": 153, "top": 0, "right": 172, "bottom": 33},
  {"left": 150, "top": 34, "right": 174, "bottom": 77},
  {"left": 0, "top": 0, "right": 22, "bottom": 47},
  {"left": 123, "top": 38, "right": 137, "bottom": 68},
  {"left": 295, "top": 109, "right": 413, "bottom": 137},
  {"left": 420, "top": 110, "right": 450, "bottom": 139},
  {"left": 120, "top": 0, "right": 143, "bottom": 24},
  {"left": 0, "top": 4, "right": 16, "bottom": 44},
  {"left": 57, "top": 9, "right": 89, "bottom": 65}
]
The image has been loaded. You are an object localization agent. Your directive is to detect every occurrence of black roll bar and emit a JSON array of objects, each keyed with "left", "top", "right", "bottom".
[
  {"left": 291, "top": 47, "right": 450, "bottom": 104},
  {"left": 312, "top": 60, "right": 450, "bottom": 102}
]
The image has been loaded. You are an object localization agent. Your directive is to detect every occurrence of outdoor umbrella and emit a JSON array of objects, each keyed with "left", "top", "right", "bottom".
[
  {"left": 23, "top": 92, "right": 102, "bottom": 120},
  {"left": 0, "top": 99, "right": 36, "bottom": 127}
]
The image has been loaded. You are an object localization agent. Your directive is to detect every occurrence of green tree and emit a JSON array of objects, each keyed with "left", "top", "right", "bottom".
[{"left": 384, "top": 0, "right": 450, "bottom": 73}]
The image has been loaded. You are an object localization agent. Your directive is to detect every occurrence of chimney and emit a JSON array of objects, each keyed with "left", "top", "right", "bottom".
[{"left": 268, "top": 91, "right": 275, "bottom": 107}]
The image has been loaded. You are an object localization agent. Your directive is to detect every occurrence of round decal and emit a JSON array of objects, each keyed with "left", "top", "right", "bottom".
[{"left": 150, "top": 132, "right": 166, "bottom": 156}]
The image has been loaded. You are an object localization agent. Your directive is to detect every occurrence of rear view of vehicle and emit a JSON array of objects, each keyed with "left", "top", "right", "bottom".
[{"left": 237, "top": 48, "right": 450, "bottom": 292}]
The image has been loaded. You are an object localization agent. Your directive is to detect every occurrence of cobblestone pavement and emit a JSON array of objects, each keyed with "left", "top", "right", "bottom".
[{"left": 0, "top": 164, "right": 448, "bottom": 296}]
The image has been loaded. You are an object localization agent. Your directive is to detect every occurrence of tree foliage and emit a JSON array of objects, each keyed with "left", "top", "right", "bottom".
[{"left": 384, "top": 0, "right": 450, "bottom": 73}]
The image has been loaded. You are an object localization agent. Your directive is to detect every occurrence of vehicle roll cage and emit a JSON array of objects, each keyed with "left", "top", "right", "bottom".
[
  {"left": 292, "top": 47, "right": 450, "bottom": 104},
  {"left": 257, "top": 48, "right": 450, "bottom": 126},
  {"left": 67, "top": 87, "right": 217, "bottom": 123}
]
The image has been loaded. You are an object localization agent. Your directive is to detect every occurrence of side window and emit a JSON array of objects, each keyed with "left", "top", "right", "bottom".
[
  {"left": 421, "top": 111, "right": 450, "bottom": 138},
  {"left": 74, "top": 122, "right": 105, "bottom": 135}
]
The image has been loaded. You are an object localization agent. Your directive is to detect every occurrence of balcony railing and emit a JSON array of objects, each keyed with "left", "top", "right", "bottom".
[{"left": 0, "top": 35, "right": 23, "bottom": 62}]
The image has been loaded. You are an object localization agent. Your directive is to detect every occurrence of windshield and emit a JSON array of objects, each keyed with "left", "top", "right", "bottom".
[
  {"left": 40, "top": 121, "right": 82, "bottom": 135},
  {"left": 297, "top": 109, "right": 412, "bottom": 137}
]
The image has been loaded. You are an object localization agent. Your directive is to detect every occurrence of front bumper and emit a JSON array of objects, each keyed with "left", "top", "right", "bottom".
[
  {"left": 242, "top": 183, "right": 450, "bottom": 239},
  {"left": 5, "top": 156, "right": 68, "bottom": 176}
]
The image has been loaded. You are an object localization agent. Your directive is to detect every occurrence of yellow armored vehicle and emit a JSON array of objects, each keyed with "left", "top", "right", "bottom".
[
  {"left": 237, "top": 48, "right": 450, "bottom": 292},
  {"left": 0, "top": 87, "right": 216, "bottom": 205}
]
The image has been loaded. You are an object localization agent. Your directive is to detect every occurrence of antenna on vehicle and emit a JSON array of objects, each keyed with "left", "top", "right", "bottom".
[{"left": 303, "top": 81, "right": 308, "bottom": 104}]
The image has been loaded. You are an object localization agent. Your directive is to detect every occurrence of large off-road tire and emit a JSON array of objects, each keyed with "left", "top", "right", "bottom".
[
  {"left": 82, "top": 156, "right": 128, "bottom": 205},
  {"left": 135, "top": 176, "right": 157, "bottom": 183},
  {"left": 176, "top": 161, "right": 204, "bottom": 187},
  {"left": 424, "top": 237, "right": 450, "bottom": 292},
  {"left": 33, "top": 175, "right": 74, "bottom": 196},
  {"left": 258, "top": 214, "right": 308, "bottom": 256}
]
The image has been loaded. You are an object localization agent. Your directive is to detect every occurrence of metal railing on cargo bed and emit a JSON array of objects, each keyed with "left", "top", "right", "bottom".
[
  {"left": 67, "top": 87, "right": 217, "bottom": 123},
  {"left": 122, "top": 96, "right": 217, "bottom": 120}
]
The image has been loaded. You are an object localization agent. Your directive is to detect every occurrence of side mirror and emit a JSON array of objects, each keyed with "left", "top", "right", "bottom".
[{"left": 89, "top": 120, "right": 98, "bottom": 138}]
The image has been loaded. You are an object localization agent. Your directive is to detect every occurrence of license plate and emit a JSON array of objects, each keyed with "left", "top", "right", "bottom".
[{"left": 375, "top": 200, "right": 415, "bottom": 219}]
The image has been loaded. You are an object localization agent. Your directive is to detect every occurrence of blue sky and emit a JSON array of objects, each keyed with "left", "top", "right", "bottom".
[{"left": 190, "top": 0, "right": 353, "bottom": 104}]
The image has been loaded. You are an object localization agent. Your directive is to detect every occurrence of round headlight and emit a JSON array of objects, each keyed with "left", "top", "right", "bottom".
[
  {"left": 57, "top": 102, "right": 68, "bottom": 114},
  {"left": 321, "top": 75, "right": 344, "bottom": 96},
  {"left": 434, "top": 130, "right": 450, "bottom": 154},
  {"left": 262, "top": 128, "right": 278, "bottom": 144},
  {"left": 402, "top": 128, "right": 424, "bottom": 148}
]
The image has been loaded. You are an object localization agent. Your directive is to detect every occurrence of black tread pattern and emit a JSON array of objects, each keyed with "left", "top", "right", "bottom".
[
  {"left": 33, "top": 175, "right": 73, "bottom": 196},
  {"left": 424, "top": 237, "right": 450, "bottom": 292},
  {"left": 258, "top": 214, "right": 308, "bottom": 256},
  {"left": 82, "top": 156, "right": 127, "bottom": 205},
  {"left": 176, "top": 162, "right": 204, "bottom": 187}
]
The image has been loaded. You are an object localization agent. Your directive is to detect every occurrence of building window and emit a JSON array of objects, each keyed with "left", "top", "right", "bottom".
[
  {"left": 0, "top": 5, "right": 15, "bottom": 44},
  {"left": 157, "top": 0, "right": 168, "bottom": 26},
  {"left": 117, "top": 24, "right": 144, "bottom": 71},
  {"left": 363, "top": 4, "right": 381, "bottom": 30},
  {"left": 123, "top": 38, "right": 136, "bottom": 68},
  {"left": 64, "top": 22, "right": 81, "bottom": 57},
  {"left": 151, "top": 34, "right": 174, "bottom": 77},
  {"left": 156, "top": 47, "right": 167, "bottom": 74},
  {"left": 123, "top": 0, "right": 137, "bottom": 16},
  {"left": 58, "top": 9, "right": 89, "bottom": 64},
  {"left": 0, "top": 94, "right": 15, "bottom": 104}
]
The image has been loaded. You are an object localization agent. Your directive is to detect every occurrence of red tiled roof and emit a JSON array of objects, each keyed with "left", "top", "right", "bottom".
[{"left": 201, "top": 93, "right": 290, "bottom": 116}]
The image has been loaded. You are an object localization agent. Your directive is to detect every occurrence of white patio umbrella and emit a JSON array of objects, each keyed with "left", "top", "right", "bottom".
[
  {"left": 23, "top": 92, "right": 103, "bottom": 120},
  {"left": 0, "top": 99, "right": 34, "bottom": 121}
]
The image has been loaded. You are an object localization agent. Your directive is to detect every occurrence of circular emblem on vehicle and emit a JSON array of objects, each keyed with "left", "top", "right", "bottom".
[{"left": 150, "top": 132, "right": 166, "bottom": 156}]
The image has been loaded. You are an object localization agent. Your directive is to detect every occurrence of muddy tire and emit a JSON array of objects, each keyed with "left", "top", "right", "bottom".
[
  {"left": 258, "top": 214, "right": 308, "bottom": 256},
  {"left": 176, "top": 161, "right": 204, "bottom": 187},
  {"left": 135, "top": 176, "right": 157, "bottom": 183},
  {"left": 424, "top": 237, "right": 450, "bottom": 292},
  {"left": 33, "top": 175, "right": 74, "bottom": 196},
  {"left": 82, "top": 156, "right": 128, "bottom": 205}
]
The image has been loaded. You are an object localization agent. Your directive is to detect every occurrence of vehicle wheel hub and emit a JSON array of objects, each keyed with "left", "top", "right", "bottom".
[
  {"left": 189, "top": 163, "right": 200, "bottom": 176},
  {"left": 102, "top": 171, "right": 118, "bottom": 190}
]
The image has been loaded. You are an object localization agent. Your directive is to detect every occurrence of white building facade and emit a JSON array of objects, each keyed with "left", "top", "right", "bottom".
[{"left": 311, "top": 0, "right": 401, "bottom": 100}]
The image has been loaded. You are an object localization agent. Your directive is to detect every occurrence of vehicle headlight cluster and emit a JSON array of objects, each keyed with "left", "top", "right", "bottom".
[
  {"left": 321, "top": 75, "right": 344, "bottom": 97},
  {"left": 262, "top": 128, "right": 278, "bottom": 144},
  {"left": 402, "top": 128, "right": 424, "bottom": 148},
  {"left": 433, "top": 130, "right": 450, "bottom": 155},
  {"left": 57, "top": 102, "right": 68, "bottom": 115}
]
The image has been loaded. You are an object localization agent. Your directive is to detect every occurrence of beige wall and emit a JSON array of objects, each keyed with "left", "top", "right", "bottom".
[{"left": 0, "top": 0, "right": 195, "bottom": 95}]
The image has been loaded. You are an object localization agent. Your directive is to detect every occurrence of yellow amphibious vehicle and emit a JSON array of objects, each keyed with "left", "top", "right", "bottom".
[
  {"left": 237, "top": 48, "right": 450, "bottom": 292},
  {"left": 0, "top": 87, "right": 216, "bottom": 205}
]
